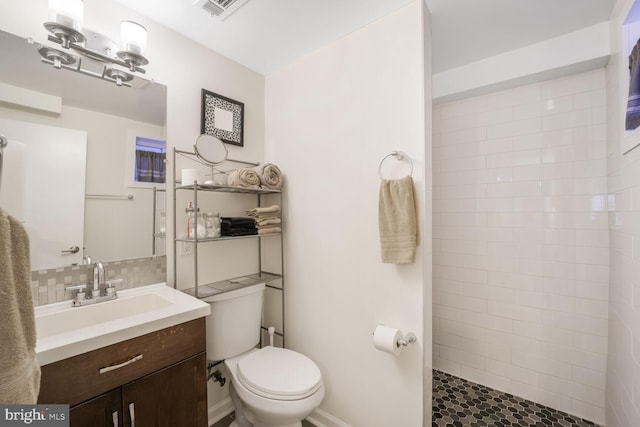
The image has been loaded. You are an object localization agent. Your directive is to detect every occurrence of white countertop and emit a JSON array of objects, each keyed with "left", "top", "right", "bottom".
[{"left": 35, "top": 283, "right": 210, "bottom": 366}]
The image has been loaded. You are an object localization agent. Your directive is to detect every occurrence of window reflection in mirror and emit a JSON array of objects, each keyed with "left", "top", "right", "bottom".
[{"left": 134, "top": 136, "right": 166, "bottom": 184}]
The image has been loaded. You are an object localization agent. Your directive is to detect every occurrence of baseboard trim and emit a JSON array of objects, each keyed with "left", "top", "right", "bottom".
[
  {"left": 208, "top": 398, "right": 234, "bottom": 426},
  {"left": 306, "top": 408, "right": 351, "bottom": 427}
]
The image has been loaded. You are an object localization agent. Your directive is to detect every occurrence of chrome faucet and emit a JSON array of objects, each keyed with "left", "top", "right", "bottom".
[
  {"left": 93, "top": 261, "right": 104, "bottom": 292},
  {"left": 65, "top": 261, "right": 122, "bottom": 307}
]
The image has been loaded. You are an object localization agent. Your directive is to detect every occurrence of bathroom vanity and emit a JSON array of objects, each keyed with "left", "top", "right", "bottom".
[
  {"left": 39, "top": 319, "right": 206, "bottom": 426},
  {"left": 39, "top": 319, "right": 205, "bottom": 426},
  {"left": 35, "top": 283, "right": 210, "bottom": 426}
]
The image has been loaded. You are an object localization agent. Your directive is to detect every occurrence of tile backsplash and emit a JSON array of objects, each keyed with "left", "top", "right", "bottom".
[{"left": 30, "top": 256, "right": 166, "bottom": 306}]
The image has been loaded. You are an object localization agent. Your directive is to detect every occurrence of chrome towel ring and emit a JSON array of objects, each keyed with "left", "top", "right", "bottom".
[{"left": 378, "top": 150, "right": 413, "bottom": 180}]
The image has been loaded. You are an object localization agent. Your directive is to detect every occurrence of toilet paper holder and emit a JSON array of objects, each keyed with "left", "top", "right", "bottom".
[{"left": 397, "top": 332, "right": 417, "bottom": 347}]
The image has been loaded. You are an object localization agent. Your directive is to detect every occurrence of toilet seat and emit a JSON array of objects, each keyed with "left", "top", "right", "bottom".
[{"left": 237, "top": 346, "right": 322, "bottom": 401}]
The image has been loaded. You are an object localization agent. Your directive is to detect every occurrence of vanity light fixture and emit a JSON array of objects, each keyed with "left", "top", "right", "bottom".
[{"left": 40, "top": 0, "right": 149, "bottom": 87}]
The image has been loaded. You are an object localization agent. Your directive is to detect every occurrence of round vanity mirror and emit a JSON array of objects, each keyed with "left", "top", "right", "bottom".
[{"left": 194, "top": 134, "right": 227, "bottom": 164}]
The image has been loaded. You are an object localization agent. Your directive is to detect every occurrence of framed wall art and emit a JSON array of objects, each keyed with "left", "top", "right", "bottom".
[{"left": 201, "top": 89, "right": 244, "bottom": 147}]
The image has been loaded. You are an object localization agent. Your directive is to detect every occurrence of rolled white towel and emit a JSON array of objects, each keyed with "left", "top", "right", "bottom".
[
  {"left": 252, "top": 163, "right": 283, "bottom": 189},
  {"left": 227, "top": 168, "right": 261, "bottom": 188}
]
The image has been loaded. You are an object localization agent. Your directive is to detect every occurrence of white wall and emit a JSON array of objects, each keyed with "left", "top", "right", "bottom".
[
  {"left": 606, "top": 1, "right": 640, "bottom": 426},
  {"left": 422, "top": 3, "right": 434, "bottom": 424},
  {"left": 433, "top": 69, "right": 608, "bottom": 424},
  {"left": 265, "top": 1, "right": 429, "bottom": 425}
]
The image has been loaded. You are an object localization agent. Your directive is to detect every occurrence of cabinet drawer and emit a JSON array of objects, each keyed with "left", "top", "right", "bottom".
[{"left": 38, "top": 318, "right": 205, "bottom": 406}]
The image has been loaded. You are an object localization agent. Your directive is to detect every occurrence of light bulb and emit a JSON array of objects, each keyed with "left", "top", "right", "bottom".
[
  {"left": 48, "top": 0, "right": 84, "bottom": 31},
  {"left": 120, "top": 20, "right": 147, "bottom": 57}
]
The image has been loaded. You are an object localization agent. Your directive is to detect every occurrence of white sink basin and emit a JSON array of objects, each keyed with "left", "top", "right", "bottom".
[
  {"left": 35, "top": 283, "right": 210, "bottom": 366},
  {"left": 37, "top": 293, "right": 173, "bottom": 339}
]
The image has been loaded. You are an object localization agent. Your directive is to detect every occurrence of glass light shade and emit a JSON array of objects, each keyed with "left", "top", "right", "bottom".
[
  {"left": 48, "top": 0, "right": 84, "bottom": 31},
  {"left": 120, "top": 21, "right": 147, "bottom": 57}
]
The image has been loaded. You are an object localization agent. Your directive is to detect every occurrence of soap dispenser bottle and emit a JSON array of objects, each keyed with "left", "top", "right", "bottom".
[
  {"left": 186, "top": 202, "right": 205, "bottom": 239},
  {"left": 186, "top": 202, "right": 195, "bottom": 239}
]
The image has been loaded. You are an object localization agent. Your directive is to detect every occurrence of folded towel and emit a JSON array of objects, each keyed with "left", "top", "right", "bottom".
[
  {"left": 227, "top": 168, "right": 261, "bottom": 188},
  {"left": 249, "top": 213, "right": 280, "bottom": 222},
  {"left": 252, "top": 163, "right": 283, "bottom": 189},
  {"left": 248, "top": 205, "right": 280, "bottom": 215},
  {"left": 221, "top": 229, "right": 259, "bottom": 237},
  {"left": 256, "top": 218, "right": 281, "bottom": 227},
  {"left": 0, "top": 208, "right": 40, "bottom": 403},
  {"left": 220, "top": 217, "right": 257, "bottom": 235},
  {"left": 378, "top": 176, "right": 417, "bottom": 264},
  {"left": 221, "top": 217, "right": 257, "bottom": 227},
  {"left": 258, "top": 226, "right": 282, "bottom": 235}
]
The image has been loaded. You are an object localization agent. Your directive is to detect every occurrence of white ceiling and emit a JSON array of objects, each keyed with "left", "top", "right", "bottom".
[{"left": 113, "top": 0, "right": 616, "bottom": 76}]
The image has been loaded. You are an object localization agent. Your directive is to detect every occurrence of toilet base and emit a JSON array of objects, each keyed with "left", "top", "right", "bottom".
[{"left": 230, "top": 382, "right": 303, "bottom": 427}]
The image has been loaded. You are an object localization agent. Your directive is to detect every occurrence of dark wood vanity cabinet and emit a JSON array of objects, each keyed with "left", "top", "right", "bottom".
[
  {"left": 38, "top": 318, "right": 208, "bottom": 427},
  {"left": 120, "top": 352, "right": 207, "bottom": 427},
  {"left": 69, "top": 389, "right": 122, "bottom": 427}
]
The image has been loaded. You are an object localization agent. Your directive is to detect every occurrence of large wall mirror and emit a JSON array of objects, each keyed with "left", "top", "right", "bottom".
[{"left": 0, "top": 29, "right": 167, "bottom": 271}]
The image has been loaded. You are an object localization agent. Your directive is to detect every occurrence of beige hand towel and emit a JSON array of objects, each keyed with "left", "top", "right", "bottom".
[
  {"left": 0, "top": 208, "right": 40, "bottom": 403},
  {"left": 257, "top": 218, "right": 281, "bottom": 227},
  {"left": 252, "top": 163, "right": 283, "bottom": 189},
  {"left": 258, "top": 226, "right": 282, "bottom": 235},
  {"left": 378, "top": 176, "right": 417, "bottom": 264},
  {"left": 227, "top": 168, "right": 261, "bottom": 188},
  {"left": 248, "top": 205, "right": 280, "bottom": 215}
]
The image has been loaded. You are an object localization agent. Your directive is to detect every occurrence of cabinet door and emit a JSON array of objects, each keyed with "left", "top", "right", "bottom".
[
  {"left": 122, "top": 352, "right": 207, "bottom": 427},
  {"left": 70, "top": 388, "right": 122, "bottom": 427}
]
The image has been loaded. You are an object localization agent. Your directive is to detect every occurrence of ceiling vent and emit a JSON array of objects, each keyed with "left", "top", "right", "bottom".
[{"left": 193, "top": 0, "right": 251, "bottom": 21}]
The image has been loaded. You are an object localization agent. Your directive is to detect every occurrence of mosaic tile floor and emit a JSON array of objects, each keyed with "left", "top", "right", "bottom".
[{"left": 432, "top": 370, "right": 601, "bottom": 427}]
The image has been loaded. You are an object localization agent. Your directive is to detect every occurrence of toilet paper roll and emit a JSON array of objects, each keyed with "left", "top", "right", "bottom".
[
  {"left": 373, "top": 324, "right": 403, "bottom": 356},
  {"left": 181, "top": 169, "right": 206, "bottom": 186}
]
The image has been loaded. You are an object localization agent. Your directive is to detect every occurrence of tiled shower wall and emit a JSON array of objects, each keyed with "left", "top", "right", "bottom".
[
  {"left": 432, "top": 69, "right": 608, "bottom": 424},
  {"left": 605, "top": 1, "right": 640, "bottom": 424},
  {"left": 30, "top": 256, "right": 166, "bottom": 306}
]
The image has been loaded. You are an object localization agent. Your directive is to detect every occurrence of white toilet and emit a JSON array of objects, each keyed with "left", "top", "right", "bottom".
[{"left": 205, "top": 282, "right": 325, "bottom": 427}]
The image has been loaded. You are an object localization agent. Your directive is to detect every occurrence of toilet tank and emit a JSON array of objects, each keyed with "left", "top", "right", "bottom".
[{"left": 204, "top": 282, "right": 265, "bottom": 361}]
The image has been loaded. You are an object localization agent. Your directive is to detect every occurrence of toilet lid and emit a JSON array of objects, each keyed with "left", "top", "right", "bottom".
[{"left": 237, "top": 346, "right": 322, "bottom": 401}]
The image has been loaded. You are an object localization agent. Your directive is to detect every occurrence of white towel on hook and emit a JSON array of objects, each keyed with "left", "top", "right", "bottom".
[{"left": 378, "top": 176, "right": 418, "bottom": 264}]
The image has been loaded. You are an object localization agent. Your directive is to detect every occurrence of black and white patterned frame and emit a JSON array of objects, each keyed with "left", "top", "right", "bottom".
[{"left": 201, "top": 89, "right": 244, "bottom": 147}]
